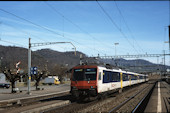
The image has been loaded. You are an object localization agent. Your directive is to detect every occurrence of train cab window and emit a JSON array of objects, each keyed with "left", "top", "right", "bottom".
[
  {"left": 85, "top": 68, "right": 97, "bottom": 81},
  {"left": 73, "top": 68, "right": 97, "bottom": 81},
  {"left": 98, "top": 72, "right": 101, "bottom": 80},
  {"left": 73, "top": 69, "right": 84, "bottom": 81}
]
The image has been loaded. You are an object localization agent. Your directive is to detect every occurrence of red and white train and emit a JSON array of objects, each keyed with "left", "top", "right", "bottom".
[{"left": 70, "top": 64, "right": 148, "bottom": 100}]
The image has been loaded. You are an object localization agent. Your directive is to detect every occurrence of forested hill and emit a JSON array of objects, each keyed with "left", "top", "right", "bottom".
[
  {"left": 0, "top": 45, "right": 85, "bottom": 72},
  {"left": 0, "top": 45, "right": 168, "bottom": 74}
]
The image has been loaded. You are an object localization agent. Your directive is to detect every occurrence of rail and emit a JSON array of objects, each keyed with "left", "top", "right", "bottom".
[
  {"left": 161, "top": 81, "right": 170, "bottom": 113},
  {"left": 109, "top": 81, "right": 157, "bottom": 113},
  {"left": 0, "top": 90, "right": 69, "bottom": 108},
  {"left": 132, "top": 81, "right": 157, "bottom": 112}
]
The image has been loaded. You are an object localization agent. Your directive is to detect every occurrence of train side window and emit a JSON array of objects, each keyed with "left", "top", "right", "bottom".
[
  {"left": 128, "top": 75, "right": 131, "bottom": 79},
  {"left": 117, "top": 73, "right": 120, "bottom": 81},
  {"left": 111, "top": 72, "right": 120, "bottom": 82},
  {"left": 139, "top": 76, "right": 143, "bottom": 79},
  {"left": 103, "top": 71, "right": 110, "bottom": 83},
  {"left": 123, "top": 73, "right": 128, "bottom": 81},
  {"left": 107, "top": 72, "right": 110, "bottom": 81},
  {"left": 98, "top": 72, "right": 101, "bottom": 80},
  {"left": 135, "top": 76, "right": 137, "bottom": 80},
  {"left": 131, "top": 75, "right": 134, "bottom": 80}
]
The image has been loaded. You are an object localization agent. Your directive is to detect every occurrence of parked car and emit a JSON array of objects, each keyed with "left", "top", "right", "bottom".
[
  {"left": 43, "top": 76, "right": 60, "bottom": 85},
  {"left": 0, "top": 73, "right": 10, "bottom": 88},
  {"left": 0, "top": 83, "right": 10, "bottom": 88}
]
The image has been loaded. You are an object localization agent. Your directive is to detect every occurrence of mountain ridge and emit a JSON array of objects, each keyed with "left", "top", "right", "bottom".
[{"left": 0, "top": 45, "right": 168, "bottom": 74}]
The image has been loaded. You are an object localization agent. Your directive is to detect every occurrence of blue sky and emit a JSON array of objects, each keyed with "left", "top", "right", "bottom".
[{"left": 0, "top": 1, "right": 169, "bottom": 64}]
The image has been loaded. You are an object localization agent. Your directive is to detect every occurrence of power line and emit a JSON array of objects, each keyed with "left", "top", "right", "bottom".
[
  {"left": 114, "top": 1, "right": 145, "bottom": 54},
  {"left": 44, "top": 1, "right": 115, "bottom": 51},
  {"left": 2, "top": 22, "right": 47, "bottom": 42},
  {"left": 0, "top": 8, "right": 77, "bottom": 43},
  {"left": 0, "top": 38, "right": 27, "bottom": 48},
  {"left": 0, "top": 7, "right": 106, "bottom": 56},
  {"left": 0, "top": 8, "right": 81, "bottom": 52},
  {"left": 1, "top": 22, "right": 72, "bottom": 51},
  {"left": 0, "top": 22, "right": 27, "bottom": 48},
  {"left": 96, "top": 1, "right": 140, "bottom": 55}
]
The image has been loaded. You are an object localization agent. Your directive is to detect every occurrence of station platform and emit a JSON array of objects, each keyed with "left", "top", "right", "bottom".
[
  {"left": 145, "top": 81, "right": 170, "bottom": 113},
  {"left": 0, "top": 83, "right": 70, "bottom": 101}
]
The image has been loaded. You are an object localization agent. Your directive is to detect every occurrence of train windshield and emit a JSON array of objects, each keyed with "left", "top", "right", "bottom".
[
  {"left": 73, "top": 68, "right": 97, "bottom": 81},
  {"left": 85, "top": 68, "right": 97, "bottom": 81}
]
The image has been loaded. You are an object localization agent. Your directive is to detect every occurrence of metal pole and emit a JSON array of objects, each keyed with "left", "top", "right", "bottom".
[
  {"left": 0, "top": 57, "right": 1, "bottom": 72},
  {"left": 163, "top": 50, "right": 165, "bottom": 78},
  {"left": 114, "top": 43, "right": 119, "bottom": 66},
  {"left": 28, "top": 38, "right": 31, "bottom": 95},
  {"left": 114, "top": 44, "right": 116, "bottom": 66},
  {"left": 157, "top": 56, "right": 160, "bottom": 75},
  {"left": 115, "top": 44, "right": 116, "bottom": 58},
  {"left": 80, "top": 54, "right": 82, "bottom": 65}
]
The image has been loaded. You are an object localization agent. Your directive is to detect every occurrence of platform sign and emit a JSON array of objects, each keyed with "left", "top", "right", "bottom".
[{"left": 31, "top": 67, "right": 38, "bottom": 75}]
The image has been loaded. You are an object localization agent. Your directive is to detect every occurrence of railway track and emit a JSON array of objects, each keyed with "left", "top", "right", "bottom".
[
  {"left": 44, "top": 81, "right": 153, "bottom": 113},
  {"left": 0, "top": 81, "right": 158, "bottom": 113},
  {"left": 161, "top": 81, "right": 170, "bottom": 113},
  {"left": 109, "top": 81, "right": 156, "bottom": 113},
  {"left": 0, "top": 90, "right": 70, "bottom": 113},
  {"left": 43, "top": 99, "right": 100, "bottom": 113}
]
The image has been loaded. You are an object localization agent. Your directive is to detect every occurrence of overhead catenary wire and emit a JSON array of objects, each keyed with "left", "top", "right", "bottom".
[
  {"left": 0, "top": 22, "right": 27, "bottom": 48},
  {"left": 0, "top": 7, "right": 107, "bottom": 56},
  {"left": 96, "top": 1, "right": 140, "bottom": 55},
  {"left": 44, "top": 1, "right": 115, "bottom": 51},
  {"left": 0, "top": 8, "right": 78, "bottom": 43},
  {"left": 2, "top": 22, "right": 47, "bottom": 42},
  {"left": 1, "top": 21, "right": 71, "bottom": 52},
  {"left": 114, "top": 1, "right": 145, "bottom": 54},
  {"left": 0, "top": 38, "right": 27, "bottom": 48}
]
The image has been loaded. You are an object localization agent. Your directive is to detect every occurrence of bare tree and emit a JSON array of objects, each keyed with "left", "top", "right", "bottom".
[
  {"left": 3, "top": 69, "right": 20, "bottom": 93},
  {"left": 50, "top": 64, "right": 68, "bottom": 83},
  {"left": 32, "top": 70, "right": 47, "bottom": 90}
]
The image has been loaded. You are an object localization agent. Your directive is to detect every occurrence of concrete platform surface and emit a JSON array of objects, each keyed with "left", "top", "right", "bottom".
[
  {"left": 145, "top": 81, "right": 170, "bottom": 113},
  {"left": 0, "top": 84, "right": 70, "bottom": 101}
]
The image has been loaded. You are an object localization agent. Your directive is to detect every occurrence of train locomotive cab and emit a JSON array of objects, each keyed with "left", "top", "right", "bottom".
[{"left": 71, "top": 65, "right": 98, "bottom": 100}]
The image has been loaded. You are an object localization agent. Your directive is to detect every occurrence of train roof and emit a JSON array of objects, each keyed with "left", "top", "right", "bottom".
[{"left": 73, "top": 64, "right": 146, "bottom": 76}]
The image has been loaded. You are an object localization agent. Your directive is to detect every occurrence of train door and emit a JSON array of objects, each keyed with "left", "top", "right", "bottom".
[
  {"left": 120, "top": 73, "right": 123, "bottom": 89},
  {"left": 97, "top": 70, "right": 103, "bottom": 93},
  {"left": 129, "top": 75, "right": 131, "bottom": 86}
]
